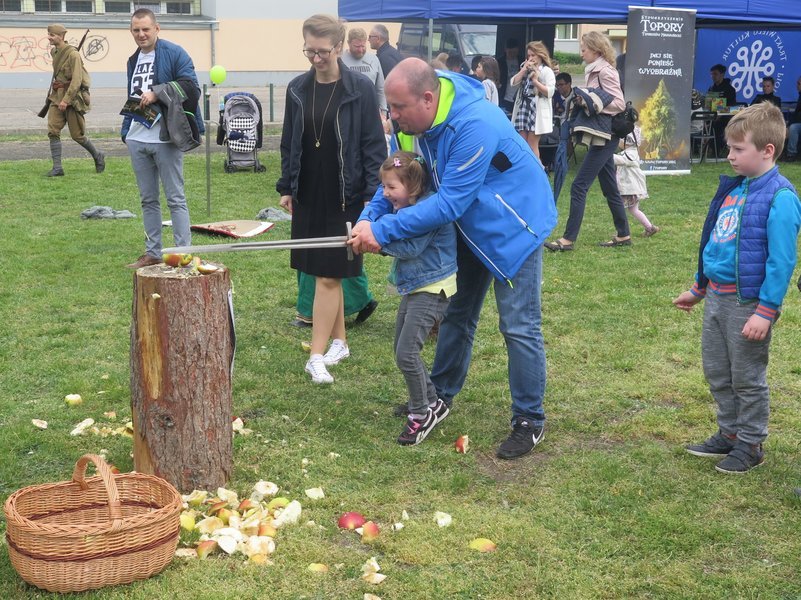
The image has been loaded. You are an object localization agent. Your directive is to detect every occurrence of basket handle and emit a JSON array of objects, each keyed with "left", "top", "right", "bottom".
[{"left": 72, "top": 454, "right": 124, "bottom": 526}]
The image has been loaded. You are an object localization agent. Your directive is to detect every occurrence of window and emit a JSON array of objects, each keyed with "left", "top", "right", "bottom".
[
  {"left": 35, "top": 0, "right": 61, "bottom": 11},
  {"left": 555, "top": 24, "right": 578, "bottom": 40},
  {"left": 105, "top": 1, "right": 131, "bottom": 12},
  {"left": 65, "top": 0, "right": 92, "bottom": 11},
  {"left": 166, "top": 1, "right": 191, "bottom": 14},
  {"left": 0, "top": 0, "right": 22, "bottom": 10},
  {"left": 135, "top": 2, "right": 161, "bottom": 13}
]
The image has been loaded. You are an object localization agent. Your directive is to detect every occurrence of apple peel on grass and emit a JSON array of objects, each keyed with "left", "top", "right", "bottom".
[
  {"left": 468, "top": 538, "right": 498, "bottom": 552},
  {"left": 434, "top": 511, "right": 452, "bottom": 528},
  {"left": 361, "top": 557, "right": 387, "bottom": 585}
]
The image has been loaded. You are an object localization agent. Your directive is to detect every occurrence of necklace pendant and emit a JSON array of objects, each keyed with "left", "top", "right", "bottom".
[{"left": 315, "top": 141, "right": 320, "bottom": 148}]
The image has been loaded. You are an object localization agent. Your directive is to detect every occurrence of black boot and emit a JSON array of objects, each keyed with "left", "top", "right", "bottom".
[
  {"left": 48, "top": 138, "right": 64, "bottom": 177},
  {"left": 79, "top": 139, "right": 105, "bottom": 173}
]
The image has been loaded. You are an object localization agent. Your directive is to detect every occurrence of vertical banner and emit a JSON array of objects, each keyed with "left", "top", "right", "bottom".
[{"left": 624, "top": 6, "right": 696, "bottom": 174}]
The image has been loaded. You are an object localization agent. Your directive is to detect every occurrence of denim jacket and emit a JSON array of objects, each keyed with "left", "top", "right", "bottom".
[{"left": 382, "top": 199, "right": 457, "bottom": 296}]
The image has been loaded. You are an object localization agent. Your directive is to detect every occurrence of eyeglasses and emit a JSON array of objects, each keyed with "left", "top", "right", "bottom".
[{"left": 302, "top": 47, "right": 335, "bottom": 59}]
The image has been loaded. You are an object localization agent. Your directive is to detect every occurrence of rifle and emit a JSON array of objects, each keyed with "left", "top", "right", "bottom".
[{"left": 38, "top": 29, "right": 90, "bottom": 118}]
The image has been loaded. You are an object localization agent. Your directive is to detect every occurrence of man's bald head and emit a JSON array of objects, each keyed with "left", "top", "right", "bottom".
[
  {"left": 385, "top": 58, "right": 441, "bottom": 135},
  {"left": 386, "top": 58, "right": 440, "bottom": 98}
]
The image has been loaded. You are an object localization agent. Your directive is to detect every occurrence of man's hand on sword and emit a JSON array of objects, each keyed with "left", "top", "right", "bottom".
[{"left": 348, "top": 220, "right": 381, "bottom": 255}]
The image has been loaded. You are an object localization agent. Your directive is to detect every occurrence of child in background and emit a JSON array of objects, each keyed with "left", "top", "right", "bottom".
[
  {"left": 673, "top": 102, "right": 801, "bottom": 474},
  {"left": 475, "top": 56, "right": 500, "bottom": 106},
  {"left": 614, "top": 125, "right": 659, "bottom": 237},
  {"left": 378, "top": 151, "right": 458, "bottom": 446}
]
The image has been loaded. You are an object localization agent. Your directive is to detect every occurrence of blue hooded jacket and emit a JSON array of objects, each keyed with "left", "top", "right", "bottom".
[
  {"left": 121, "top": 38, "right": 204, "bottom": 141},
  {"left": 359, "top": 71, "right": 557, "bottom": 284}
]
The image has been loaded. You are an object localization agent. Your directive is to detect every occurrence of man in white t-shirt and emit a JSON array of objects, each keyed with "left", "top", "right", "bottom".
[
  {"left": 341, "top": 27, "right": 386, "bottom": 112},
  {"left": 122, "top": 8, "right": 203, "bottom": 269}
]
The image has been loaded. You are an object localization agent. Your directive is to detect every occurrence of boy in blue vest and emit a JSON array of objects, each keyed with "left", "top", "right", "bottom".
[{"left": 673, "top": 102, "right": 801, "bottom": 474}]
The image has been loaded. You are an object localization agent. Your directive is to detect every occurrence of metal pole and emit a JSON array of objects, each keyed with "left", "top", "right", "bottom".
[
  {"left": 427, "top": 18, "right": 433, "bottom": 62},
  {"left": 204, "top": 84, "right": 211, "bottom": 217},
  {"left": 269, "top": 83, "right": 274, "bottom": 122}
]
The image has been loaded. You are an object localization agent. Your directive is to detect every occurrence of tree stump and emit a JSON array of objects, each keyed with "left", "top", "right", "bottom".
[{"left": 130, "top": 264, "right": 234, "bottom": 493}]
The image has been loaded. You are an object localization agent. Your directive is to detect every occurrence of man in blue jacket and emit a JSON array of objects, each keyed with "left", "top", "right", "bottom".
[
  {"left": 350, "top": 58, "right": 557, "bottom": 459},
  {"left": 122, "top": 8, "right": 204, "bottom": 269}
]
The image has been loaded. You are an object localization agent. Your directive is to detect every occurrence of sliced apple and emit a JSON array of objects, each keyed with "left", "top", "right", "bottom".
[
  {"left": 361, "top": 520, "right": 380, "bottom": 542},
  {"left": 455, "top": 434, "right": 470, "bottom": 454},
  {"left": 468, "top": 537, "right": 497, "bottom": 552},
  {"left": 196, "top": 539, "right": 218, "bottom": 559}
]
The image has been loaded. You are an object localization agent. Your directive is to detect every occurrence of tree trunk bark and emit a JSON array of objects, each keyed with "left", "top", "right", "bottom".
[{"left": 130, "top": 264, "right": 234, "bottom": 493}]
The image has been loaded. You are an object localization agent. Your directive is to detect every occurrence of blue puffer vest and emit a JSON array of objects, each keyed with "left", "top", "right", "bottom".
[{"left": 697, "top": 166, "right": 797, "bottom": 301}]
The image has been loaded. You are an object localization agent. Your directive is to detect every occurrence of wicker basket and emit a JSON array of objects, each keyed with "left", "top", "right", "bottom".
[{"left": 4, "top": 454, "right": 182, "bottom": 593}]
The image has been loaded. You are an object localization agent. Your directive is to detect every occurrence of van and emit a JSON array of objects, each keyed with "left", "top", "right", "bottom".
[{"left": 397, "top": 23, "right": 497, "bottom": 67}]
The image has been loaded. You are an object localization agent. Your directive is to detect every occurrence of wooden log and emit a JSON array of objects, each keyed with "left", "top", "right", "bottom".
[{"left": 130, "top": 264, "right": 234, "bottom": 493}]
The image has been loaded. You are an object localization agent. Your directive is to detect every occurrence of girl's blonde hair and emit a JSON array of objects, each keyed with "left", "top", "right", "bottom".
[
  {"left": 581, "top": 31, "right": 616, "bottom": 66},
  {"left": 525, "top": 41, "right": 552, "bottom": 69},
  {"left": 380, "top": 151, "right": 430, "bottom": 204}
]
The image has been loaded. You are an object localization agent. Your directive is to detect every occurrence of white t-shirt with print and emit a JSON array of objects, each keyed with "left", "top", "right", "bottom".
[{"left": 126, "top": 50, "right": 164, "bottom": 143}]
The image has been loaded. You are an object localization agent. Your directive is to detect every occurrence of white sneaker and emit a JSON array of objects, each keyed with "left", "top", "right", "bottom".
[
  {"left": 305, "top": 355, "right": 333, "bottom": 384},
  {"left": 323, "top": 340, "right": 350, "bottom": 366}
]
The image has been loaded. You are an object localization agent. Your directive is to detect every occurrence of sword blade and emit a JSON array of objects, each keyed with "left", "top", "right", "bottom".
[{"left": 162, "top": 238, "right": 347, "bottom": 255}]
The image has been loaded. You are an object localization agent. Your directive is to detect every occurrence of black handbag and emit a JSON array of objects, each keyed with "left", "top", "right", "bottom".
[{"left": 611, "top": 101, "right": 639, "bottom": 138}]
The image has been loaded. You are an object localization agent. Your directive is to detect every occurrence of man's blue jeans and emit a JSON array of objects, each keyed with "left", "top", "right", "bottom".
[
  {"left": 787, "top": 123, "right": 801, "bottom": 157},
  {"left": 128, "top": 140, "right": 190, "bottom": 258},
  {"left": 430, "top": 235, "right": 546, "bottom": 426}
]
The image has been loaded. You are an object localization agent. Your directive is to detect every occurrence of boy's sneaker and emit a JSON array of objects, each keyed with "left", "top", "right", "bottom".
[
  {"left": 685, "top": 431, "right": 736, "bottom": 458},
  {"left": 397, "top": 409, "right": 438, "bottom": 446},
  {"left": 305, "top": 355, "right": 333, "bottom": 384},
  {"left": 323, "top": 340, "right": 349, "bottom": 366},
  {"left": 715, "top": 441, "right": 765, "bottom": 474},
  {"left": 496, "top": 417, "right": 544, "bottom": 459}
]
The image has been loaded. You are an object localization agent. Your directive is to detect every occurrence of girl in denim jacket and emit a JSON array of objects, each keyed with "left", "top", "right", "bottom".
[{"left": 379, "top": 151, "right": 458, "bottom": 446}]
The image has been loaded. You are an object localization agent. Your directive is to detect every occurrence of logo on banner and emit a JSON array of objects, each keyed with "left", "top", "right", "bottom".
[{"left": 722, "top": 31, "right": 787, "bottom": 101}]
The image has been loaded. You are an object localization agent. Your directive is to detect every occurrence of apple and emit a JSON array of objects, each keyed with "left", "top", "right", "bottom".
[
  {"left": 455, "top": 434, "right": 470, "bottom": 454},
  {"left": 162, "top": 253, "right": 182, "bottom": 267},
  {"left": 196, "top": 539, "right": 218, "bottom": 559},
  {"left": 258, "top": 522, "right": 277, "bottom": 537},
  {"left": 238, "top": 499, "right": 257, "bottom": 512},
  {"left": 266, "top": 497, "right": 290, "bottom": 512},
  {"left": 209, "top": 500, "right": 228, "bottom": 515},
  {"left": 180, "top": 512, "right": 196, "bottom": 532},
  {"left": 308, "top": 563, "right": 329, "bottom": 573},
  {"left": 198, "top": 262, "right": 219, "bottom": 274},
  {"left": 361, "top": 520, "right": 380, "bottom": 542},
  {"left": 338, "top": 511, "right": 366, "bottom": 530},
  {"left": 179, "top": 253, "right": 193, "bottom": 266},
  {"left": 216, "top": 507, "right": 234, "bottom": 525},
  {"left": 468, "top": 537, "right": 497, "bottom": 552},
  {"left": 64, "top": 393, "right": 82, "bottom": 406}
]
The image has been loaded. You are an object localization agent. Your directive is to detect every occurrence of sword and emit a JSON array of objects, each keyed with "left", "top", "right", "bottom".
[{"left": 163, "top": 222, "right": 354, "bottom": 260}]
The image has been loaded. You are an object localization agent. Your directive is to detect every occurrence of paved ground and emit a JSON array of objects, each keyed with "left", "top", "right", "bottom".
[{"left": 0, "top": 86, "right": 286, "bottom": 161}]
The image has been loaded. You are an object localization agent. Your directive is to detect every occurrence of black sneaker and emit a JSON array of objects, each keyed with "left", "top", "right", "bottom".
[
  {"left": 431, "top": 399, "right": 450, "bottom": 424},
  {"left": 715, "top": 441, "right": 765, "bottom": 474},
  {"left": 354, "top": 299, "right": 378, "bottom": 324},
  {"left": 685, "top": 431, "right": 736, "bottom": 458},
  {"left": 397, "top": 409, "right": 439, "bottom": 446},
  {"left": 393, "top": 398, "right": 450, "bottom": 420},
  {"left": 496, "top": 417, "right": 544, "bottom": 459}
]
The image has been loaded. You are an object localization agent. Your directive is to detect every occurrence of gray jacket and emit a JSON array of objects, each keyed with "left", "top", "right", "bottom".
[{"left": 152, "top": 80, "right": 201, "bottom": 152}]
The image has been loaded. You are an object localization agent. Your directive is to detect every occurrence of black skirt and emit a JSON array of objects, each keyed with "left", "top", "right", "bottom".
[{"left": 290, "top": 79, "right": 362, "bottom": 279}]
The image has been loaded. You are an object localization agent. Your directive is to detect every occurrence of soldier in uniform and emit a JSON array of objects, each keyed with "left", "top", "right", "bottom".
[{"left": 45, "top": 23, "right": 104, "bottom": 177}]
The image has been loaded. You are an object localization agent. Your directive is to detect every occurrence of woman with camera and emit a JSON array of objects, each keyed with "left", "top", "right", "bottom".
[{"left": 510, "top": 41, "right": 555, "bottom": 160}]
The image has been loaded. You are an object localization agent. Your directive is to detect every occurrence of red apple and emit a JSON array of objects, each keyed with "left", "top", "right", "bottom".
[
  {"left": 361, "top": 520, "right": 380, "bottom": 542},
  {"left": 455, "top": 434, "right": 470, "bottom": 454},
  {"left": 162, "top": 253, "right": 182, "bottom": 267},
  {"left": 337, "top": 511, "right": 366, "bottom": 530},
  {"left": 196, "top": 539, "right": 218, "bottom": 559}
]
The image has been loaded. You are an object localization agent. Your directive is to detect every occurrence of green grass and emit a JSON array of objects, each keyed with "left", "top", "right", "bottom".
[{"left": 1, "top": 148, "right": 801, "bottom": 599}]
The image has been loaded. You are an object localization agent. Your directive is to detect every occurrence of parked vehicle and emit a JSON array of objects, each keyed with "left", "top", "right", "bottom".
[{"left": 397, "top": 23, "right": 497, "bottom": 66}]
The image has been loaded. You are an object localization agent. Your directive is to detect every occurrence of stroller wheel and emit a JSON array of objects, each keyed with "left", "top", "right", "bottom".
[
  {"left": 256, "top": 164, "right": 266, "bottom": 173},
  {"left": 223, "top": 161, "right": 234, "bottom": 173}
]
